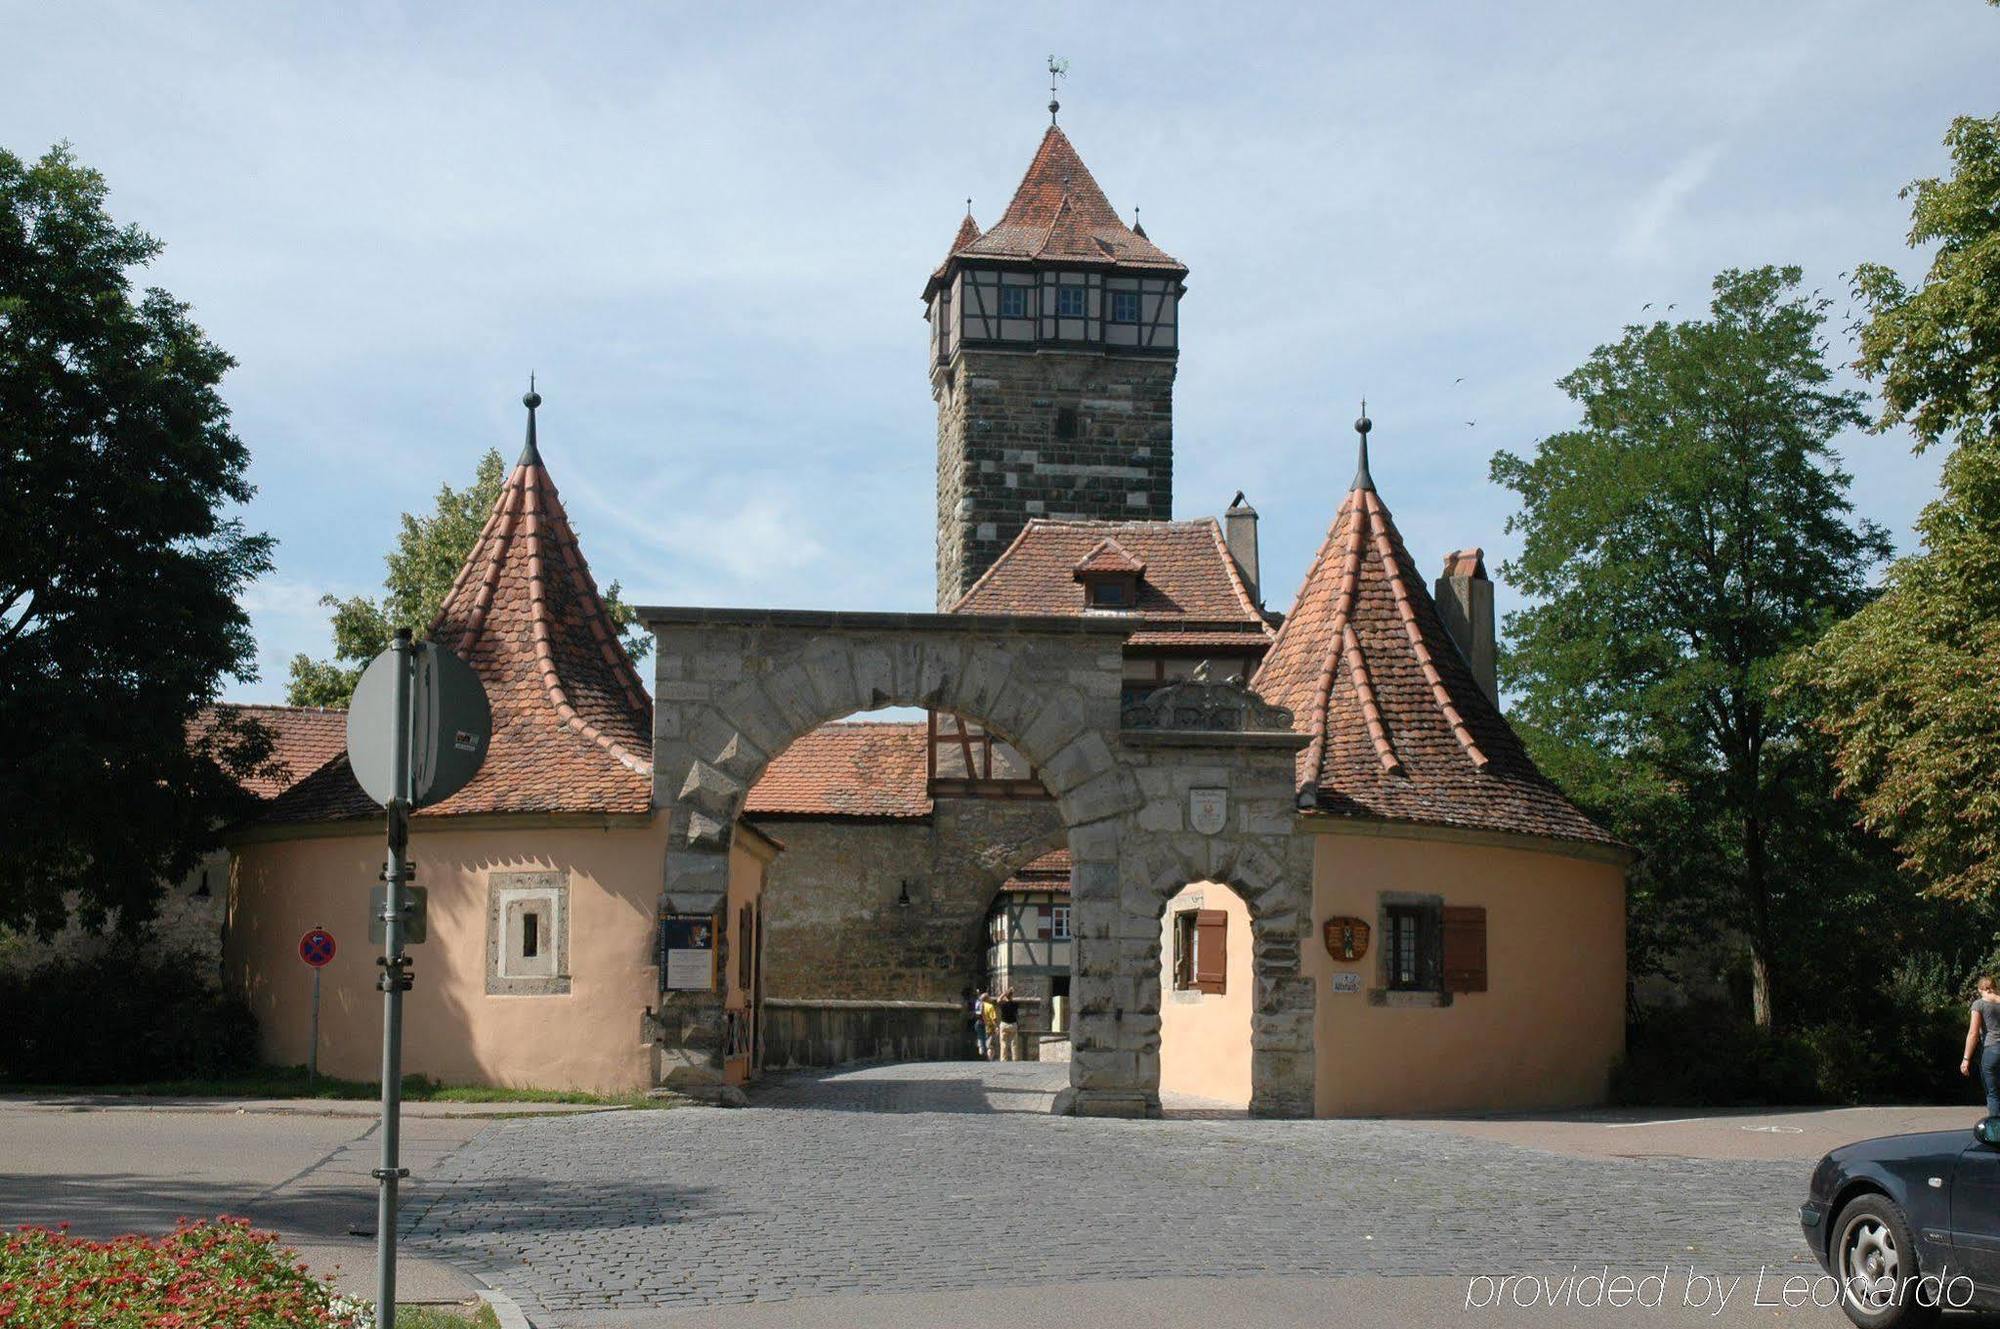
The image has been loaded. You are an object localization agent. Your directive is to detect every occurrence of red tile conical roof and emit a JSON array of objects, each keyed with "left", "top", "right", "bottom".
[
  {"left": 1252, "top": 436, "right": 1611, "bottom": 846},
  {"left": 937, "top": 127, "right": 1183, "bottom": 277},
  {"left": 262, "top": 396, "right": 654, "bottom": 823}
]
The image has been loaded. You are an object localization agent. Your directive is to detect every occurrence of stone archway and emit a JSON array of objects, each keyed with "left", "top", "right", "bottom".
[{"left": 640, "top": 607, "right": 1315, "bottom": 1118}]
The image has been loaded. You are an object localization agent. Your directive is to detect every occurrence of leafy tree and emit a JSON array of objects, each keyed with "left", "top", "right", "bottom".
[
  {"left": 1493, "top": 266, "right": 1891, "bottom": 1027},
  {"left": 1791, "top": 113, "right": 2000, "bottom": 901},
  {"left": 287, "top": 448, "right": 647, "bottom": 706},
  {"left": 0, "top": 144, "right": 274, "bottom": 936}
]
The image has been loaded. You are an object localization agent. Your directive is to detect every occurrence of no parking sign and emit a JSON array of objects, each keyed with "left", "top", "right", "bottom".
[{"left": 299, "top": 927, "right": 337, "bottom": 968}]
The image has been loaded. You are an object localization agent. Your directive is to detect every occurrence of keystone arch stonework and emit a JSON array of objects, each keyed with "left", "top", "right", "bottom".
[{"left": 639, "top": 608, "right": 1314, "bottom": 1117}]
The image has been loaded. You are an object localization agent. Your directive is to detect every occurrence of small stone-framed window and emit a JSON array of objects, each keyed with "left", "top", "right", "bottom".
[{"left": 487, "top": 870, "right": 570, "bottom": 996}]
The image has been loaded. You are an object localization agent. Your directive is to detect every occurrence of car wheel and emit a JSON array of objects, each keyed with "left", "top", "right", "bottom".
[{"left": 1833, "top": 1194, "right": 1941, "bottom": 1329}]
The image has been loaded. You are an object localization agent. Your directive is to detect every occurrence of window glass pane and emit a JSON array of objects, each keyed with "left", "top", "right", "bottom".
[
  {"left": 1000, "top": 286, "right": 1027, "bottom": 318},
  {"left": 522, "top": 911, "right": 540, "bottom": 959},
  {"left": 1110, "top": 291, "right": 1139, "bottom": 323},
  {"left": 1058, "top": 286, "right": 1086, "bottom": 317}
]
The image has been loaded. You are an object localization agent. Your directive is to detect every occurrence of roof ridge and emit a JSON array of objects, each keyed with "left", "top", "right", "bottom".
[
  {"left": 217, "top": 702, "right": 349, "bottom": 716},
  {"left": 1199, "top": 515, "right": 1266, "bottom": 624},
  {"left": 517, "top": 465, "right": 651, "bottom": 777},
  {"left": 1360, "top": 489, "right": 1489, "bottom": 769}
]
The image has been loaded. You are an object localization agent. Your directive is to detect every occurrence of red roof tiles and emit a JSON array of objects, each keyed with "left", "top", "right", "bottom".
[
  {"left": 929, "top": 127, "right": 1183, "bottom": 293},
  {"left": 1252, "top": 461, "right": 1612, "bottom": 846},
  {"left": 263, "top": 409, "right": 654, "bottom": 824},
  {"left": 744, "top": 722, "right": 932, "bottom": 820},
  {"left": 193, "top": 704, "right": 348, "bottom": 801},
  {"left": 998, "top": 847, "right": 1072, "bottom": 894},
  {"left": 952, "top": 518, "right": 1272, "bottom": 652},
  {"left": 1072, "top": 537, "right": 1146, "bottom": 578}
]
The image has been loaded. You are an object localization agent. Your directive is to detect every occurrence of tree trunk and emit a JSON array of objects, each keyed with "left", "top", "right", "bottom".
[{"left": 1745, "top": 802, "right": 1776, "bottom": 1030}]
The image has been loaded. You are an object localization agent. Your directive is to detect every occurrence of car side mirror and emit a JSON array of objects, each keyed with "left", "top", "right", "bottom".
[{"left": 1974, "top": 1118, "right": 2000, "bottom": 1147}]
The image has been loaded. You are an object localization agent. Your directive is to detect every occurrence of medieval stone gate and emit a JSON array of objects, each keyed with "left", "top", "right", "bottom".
[{"left": 642, "top": 607, "right": 1315, "bottom": 1117}]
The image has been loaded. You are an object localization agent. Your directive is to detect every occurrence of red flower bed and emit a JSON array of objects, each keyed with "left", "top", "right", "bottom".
[{"left": 0, "top": 1217, "right": 369, "bottom": 1328}]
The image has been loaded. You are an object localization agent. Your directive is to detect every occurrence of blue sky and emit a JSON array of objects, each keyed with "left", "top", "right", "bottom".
[{"left": 9, "top": 1, "right": 1997, "bottom": 701}]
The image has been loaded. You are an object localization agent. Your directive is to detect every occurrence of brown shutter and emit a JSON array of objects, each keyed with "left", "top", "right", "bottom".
[
  {"left": 1194, "top": 909, "right": 1229, "bottom": 995},
  {"left": 1441, "top": 906, "right": 1487, "bottom": 993}
]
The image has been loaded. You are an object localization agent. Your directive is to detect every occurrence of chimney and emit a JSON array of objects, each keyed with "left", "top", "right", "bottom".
[
  {"left": 1224, "top": 492, "right": 1260, "bottom": 606},
  {"left": 1434, "top": 548, "right": 1497, "bottom": 707}
]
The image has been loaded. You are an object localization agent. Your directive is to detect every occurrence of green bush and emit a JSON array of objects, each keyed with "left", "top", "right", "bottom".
[
  {"left": 1611, "top": 1001, "right": 1824, "bottom": 1106},
  {"left": 0, "top": 944, "right": 257, "bottom": 1084},
  {"left": 1614, "top": 966, "right": 1981, "bottom": 1108}
]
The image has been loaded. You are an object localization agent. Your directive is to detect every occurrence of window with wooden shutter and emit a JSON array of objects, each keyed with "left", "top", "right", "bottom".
[
  {"left": 1441, "top": 905, "right": 1487, "bottom": 993},
  {"left": 1194, "top": 909, "right": 1228, "bottom": 995},
  {"left": 1172, "top": 910, "right": 1197, "bottom": 990}
]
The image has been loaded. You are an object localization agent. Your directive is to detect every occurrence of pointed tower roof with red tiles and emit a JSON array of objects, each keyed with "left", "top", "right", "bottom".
[
  {"left": 925, "top": 126, "right": 1183, "bottom": 297},
  {"left": 1252, "top": 412, "right": 1611, "bottom": 846},
  {"left": 262, "top": 388, "right": 654, "bottom": 824}
]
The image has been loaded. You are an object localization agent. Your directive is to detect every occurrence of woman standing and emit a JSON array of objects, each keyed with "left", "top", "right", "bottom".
[{"left": 1961, "top": 975, "right": 2000, "bottom": 1116}]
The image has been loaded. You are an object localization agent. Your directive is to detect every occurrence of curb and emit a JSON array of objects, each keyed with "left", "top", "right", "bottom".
[{"left": 477, "top": 1285, "right": 536, "bottom": 1329}]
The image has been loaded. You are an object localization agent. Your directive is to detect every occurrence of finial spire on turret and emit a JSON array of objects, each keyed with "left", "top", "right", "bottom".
[
  {"left": 1352, "top": 399, "right": 1374, "bottom": 492},
  {"left": 1047, "top": 55, "right": 1068, "bottom": 125},
  {"left": 520, "top": 374, "right": 543, "bottom": 467}
]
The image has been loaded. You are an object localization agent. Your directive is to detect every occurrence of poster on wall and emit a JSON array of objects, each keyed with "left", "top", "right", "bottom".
[{"left": 660, "top": 914, "right": 716, "bottom": 991}]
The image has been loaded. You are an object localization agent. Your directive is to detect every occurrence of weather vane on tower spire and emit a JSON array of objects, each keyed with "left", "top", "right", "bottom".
[{"left": 1047, "top": 55, "right": 1068, "bottom": 125}]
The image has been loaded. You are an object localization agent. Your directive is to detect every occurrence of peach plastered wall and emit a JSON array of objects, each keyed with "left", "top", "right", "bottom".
[
  {"left": 1308, "top": 826, "right": 1627, "bottom": 1117},
  {"left": 1157, "top": 880, "right": 1253, "bottom": 1108},
  {"left": 225, "top": 816, "right": 669, "bottom": 1095}
]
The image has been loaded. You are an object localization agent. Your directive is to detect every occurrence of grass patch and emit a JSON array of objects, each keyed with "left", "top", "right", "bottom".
[
  {"left": 0, "top": 1064, "right": 674, "bottom": 1109},
  {"left": 397, "top": 1302, "right": 500, "bottom": 1329}
]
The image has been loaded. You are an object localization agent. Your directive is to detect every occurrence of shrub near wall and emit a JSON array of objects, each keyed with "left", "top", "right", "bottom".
[
  {"left": 1612, "top": 984, "right": 1973, "bottom": 1108},
  {"left": 0, "top": 945, "right": 256, "bottom": 1083}
]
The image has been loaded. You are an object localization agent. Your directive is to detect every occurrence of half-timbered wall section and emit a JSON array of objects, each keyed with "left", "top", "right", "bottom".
[
  {"left": 933, "top": 266, "right": 1180, "bottom": 358},
  {"left": 927, "top": 711, "right": 1046, "bottom": 798}
]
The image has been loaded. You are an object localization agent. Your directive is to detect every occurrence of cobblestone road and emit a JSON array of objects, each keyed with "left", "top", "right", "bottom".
[{"left": 401, "top": 1063, "right": 1815, "bottom": 1323}]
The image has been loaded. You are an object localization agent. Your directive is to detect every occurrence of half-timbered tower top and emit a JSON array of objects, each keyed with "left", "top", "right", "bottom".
[{"left": 929, "top": 121, "right": 1188, "bottom": 607}]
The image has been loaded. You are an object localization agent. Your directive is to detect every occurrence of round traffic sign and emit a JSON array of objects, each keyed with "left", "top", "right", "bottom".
[
  {"left": 347, "top": 640, "right": 492, "bottom": 809},
  {"left": 299, "top": 927, "right": 337, "bottom": 968}
]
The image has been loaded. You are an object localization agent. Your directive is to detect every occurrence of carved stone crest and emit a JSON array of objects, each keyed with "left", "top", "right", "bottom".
[
  {"left": 1121, "top": 665, "right": 1295, "bottom": 734},
  {"left": 1189, "top": 788, "right": 1228, "bottom": 835}
]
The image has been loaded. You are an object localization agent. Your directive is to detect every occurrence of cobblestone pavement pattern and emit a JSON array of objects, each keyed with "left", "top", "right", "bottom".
[{"left": 400, "top": 1063, "right": 1820, "bottom": 1322}]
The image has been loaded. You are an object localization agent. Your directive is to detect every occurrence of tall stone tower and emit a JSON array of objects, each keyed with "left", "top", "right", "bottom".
[{"left": 924, "top": 123, "right": 1187, "bottom": 607}]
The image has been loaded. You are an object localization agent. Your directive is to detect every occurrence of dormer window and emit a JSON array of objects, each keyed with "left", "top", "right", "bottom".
[{"left": 1073, "top": 536, "right": 1146, "bottom": 611}]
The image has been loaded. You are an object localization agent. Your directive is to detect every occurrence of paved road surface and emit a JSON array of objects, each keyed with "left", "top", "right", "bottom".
[{"left": 7, "top": 1066, "right": 1999, "bottom": 1328}]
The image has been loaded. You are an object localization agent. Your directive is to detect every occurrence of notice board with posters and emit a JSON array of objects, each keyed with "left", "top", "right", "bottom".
[{"left": 659, "top": 914, "right": 717, "bottom": 991}]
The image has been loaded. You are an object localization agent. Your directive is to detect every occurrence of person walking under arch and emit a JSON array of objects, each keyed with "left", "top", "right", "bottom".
[{"left": 996, "top": 987, "right": 1022, "bottom": 1062}]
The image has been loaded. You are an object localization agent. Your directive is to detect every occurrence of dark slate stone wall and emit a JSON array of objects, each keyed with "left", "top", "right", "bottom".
[{"left": 934, "top": 349, "right": 1177, "bottom": 608}]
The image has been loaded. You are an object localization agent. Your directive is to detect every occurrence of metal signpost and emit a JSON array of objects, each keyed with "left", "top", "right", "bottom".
[
  {"left": 298, "top": 927, "right": 337, "bottom": 1087},
  {"left": 346, "top": 628, "right": 490, "bottom": 1329}
]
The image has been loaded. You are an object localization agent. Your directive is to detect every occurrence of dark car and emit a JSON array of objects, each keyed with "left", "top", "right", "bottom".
[{"left": 1803, "top": 1117, "right": 2000, "bottom": 1326}]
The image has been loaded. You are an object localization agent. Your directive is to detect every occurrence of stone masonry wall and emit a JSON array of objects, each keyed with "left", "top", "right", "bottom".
[
  {"left": 935, "top": 350, "right": 1177, "bottom": 607},
  {"left": 754, "top": 798, "right": 1063, "bottom": 1005},
  {"left": 749, "top": 795, "right": 1064, "bottom": 1065}
]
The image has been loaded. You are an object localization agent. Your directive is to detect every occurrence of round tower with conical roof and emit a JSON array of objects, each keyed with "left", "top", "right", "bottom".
[{"left": 924, "top": 122, "right": 1187, "bottom": 608}]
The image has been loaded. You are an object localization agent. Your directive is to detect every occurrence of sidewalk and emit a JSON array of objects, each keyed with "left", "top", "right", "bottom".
[{"left": 0, "top": 1092, "right": 626, "bottom": 1118}]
